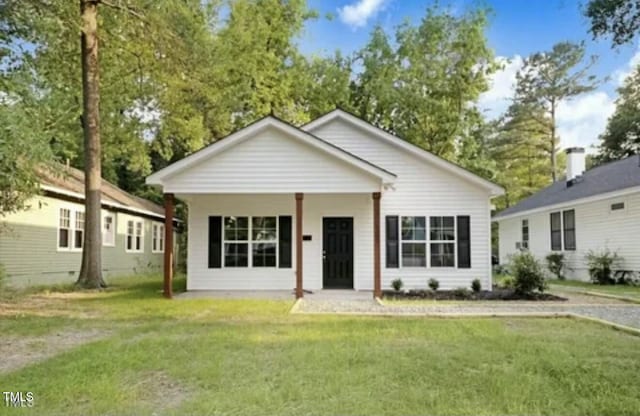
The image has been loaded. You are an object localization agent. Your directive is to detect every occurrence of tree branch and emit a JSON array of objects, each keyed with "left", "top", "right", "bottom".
[{"left": 98, "top": 0, "right": 145, "bottom": 20}]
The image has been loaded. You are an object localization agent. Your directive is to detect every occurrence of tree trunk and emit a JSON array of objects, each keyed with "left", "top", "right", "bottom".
[
  {"left": 76, "top": 0, "right": 106, "bottom": 289},
  {"left": 550, "top": 101, "right": 557, "bottom": 182}
]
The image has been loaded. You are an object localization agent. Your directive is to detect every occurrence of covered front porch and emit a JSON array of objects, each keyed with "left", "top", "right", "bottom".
[{"left": 161, "top": 192, "right": 384, "bottom": 299}]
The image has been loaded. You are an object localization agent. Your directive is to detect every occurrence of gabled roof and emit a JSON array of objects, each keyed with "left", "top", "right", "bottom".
[
  {"left": 493, "top": 155, "right": 640, "bottom": 220},
  {"left": 302, "top": 109, "right": 504, "bottom": 196},
  {"left": 39, "top": 166, "right": 165, "bottom": 219},
  {"left": 146, "top": 115, "right": 397, "bottom": 186}
]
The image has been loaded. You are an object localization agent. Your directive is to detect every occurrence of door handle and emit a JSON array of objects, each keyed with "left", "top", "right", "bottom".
[{"left": 322, "top": 250, "right": 326, "bottom": 261}]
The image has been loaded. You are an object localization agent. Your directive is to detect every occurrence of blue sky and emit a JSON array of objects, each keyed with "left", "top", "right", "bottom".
[{"left": 297, "top": 0, "right": 640, "bottom": 151}]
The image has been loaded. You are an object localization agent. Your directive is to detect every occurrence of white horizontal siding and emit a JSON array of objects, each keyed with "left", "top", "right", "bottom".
[
  {"left": 164, "top": 126, "right": 382, "bottom": 194},
  {"left": 309, "top": 119, "right": 492, "bottom": 290},
  {"left": 497, "top": 191, "right": 640, "bottom": 280}
]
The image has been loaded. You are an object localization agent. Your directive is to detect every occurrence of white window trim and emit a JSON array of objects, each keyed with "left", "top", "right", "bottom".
[
  {"left": 550, "top": 209, "right": 576, "bottom": 252},
  {"left": 400, "top": 216, "right": 427, "bottom": 268},
  {"left": 152, "top": 223, "right": 165, "bottom": 253},
  {"left": 57, "top": 206, "right": 85, "bottom": 252},
  {"left": 102, "top": 213, "right": 116, "bottom": 247},
  {"left": 125, "top": 219, "right": 145, "bottom": 253},
  {"left": 222, "top": 216, "right": 278, "bottom": 268},
  {"left": 429, "top": 216, "right": 457, "bottom": 269}
]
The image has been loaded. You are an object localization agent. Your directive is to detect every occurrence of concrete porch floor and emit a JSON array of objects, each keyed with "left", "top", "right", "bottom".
[{"left": 175, "top": 289, "right": 373, "bottom": 300}]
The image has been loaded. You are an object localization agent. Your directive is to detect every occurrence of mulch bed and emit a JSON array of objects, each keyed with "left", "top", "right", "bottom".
[{"left": 383, "top": 288, "right": 567, "bottom": 301}]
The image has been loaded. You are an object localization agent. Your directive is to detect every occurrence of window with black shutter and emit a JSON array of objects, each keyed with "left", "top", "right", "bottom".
[
  {"left": 208, "top": 216, "right": 222, "bottom": 268},
  {"left": 278, "top": 216, "right": 292, "bottom": 268}
]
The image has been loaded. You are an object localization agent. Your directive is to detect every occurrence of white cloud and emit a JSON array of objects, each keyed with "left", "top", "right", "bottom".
[
  {"left": 612, "top": 46, "right": 640, "bottom": 85},
  {"left": 338, "top": 0, "right": 387, "bottom": 29},
  {"left": 478, "top": 55, "right": 523, "bottom": 119},
  {"left": 556, "top": 91, "right": 616, "bottom": 151}
]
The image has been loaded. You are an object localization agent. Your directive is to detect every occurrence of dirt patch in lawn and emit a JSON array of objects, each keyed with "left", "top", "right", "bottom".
[
  {"left": 0, "top": 328, "right": 110, "bottom": 373},
  {"left": 132, "top": 370, "right": 190, "bottom": 411}
]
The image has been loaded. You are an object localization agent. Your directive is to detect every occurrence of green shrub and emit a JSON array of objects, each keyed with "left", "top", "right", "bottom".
[
  {"left": 545, "top": 253, "right": 566, "bottom": 280},
  {"left": 471, "top": 278, "right": 482, "bottom": 292},
  {"left": 497, "top": 275, "right": 515, "bottom": 289},
  {"left": 452, "top": 287, "right": 470, "bottom": 299},
  {"left": 510, "top": 252, "right": 545, "bottom": 295},
  {"left": 585, "top": 249, "right": 622, "bottom": 285},
  {"left": 428, "top": 278, "right": 439, "bottom": 291},
  {"left": 391, "top": 278, "right": 404, "bottom": 292}
]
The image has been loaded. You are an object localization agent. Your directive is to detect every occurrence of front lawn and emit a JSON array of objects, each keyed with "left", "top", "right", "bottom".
[
  {"left": 1, "top": 274, "right": 640, "bottom": 415},
  {"left": 550, "top": 279, "right": 640, "bottom": 302}
]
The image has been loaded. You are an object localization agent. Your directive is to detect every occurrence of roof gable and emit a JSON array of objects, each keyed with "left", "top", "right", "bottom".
[
  {"left": 146, "top": 116, "right": 396, "bottom": 188},
  {"left": 302, "top": 109, "right": 504, "bottom": 196}
]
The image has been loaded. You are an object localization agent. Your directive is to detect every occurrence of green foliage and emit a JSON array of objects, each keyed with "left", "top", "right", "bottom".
[
  {"left": 585, "top": 249, "right": 622, "bottom": 285},
  {"left": 391, "top": 278, "right": 404, "bottom": 292},
  {"left": 0, "top": 263, "right": 6, "bottom": 290},
  {"left": 451, "top": 287, "right": 471, "bottom": 299},
  {"left": 471, "top": 278, "right": 482, "bottom": 292},
  {"left": 496, "top": 275, "right": 516, "bottom": 289},
  {"left": 514, "top": 42, "right": 599, "bottom": 182},
  {"left": 585, "top": 0, "right": 640, "bottom": 46},
  {"left": 428, "top": 278, "right": 440, "bottom": 291},
  {"left": 545, "top": 253, "right": 566, "bottom": 280},
  {"left": 509, "top": 252, "right": 546, "bottom": 295},
  {"left": 597, "top": 65, "right": 640, "bottom": 161}
]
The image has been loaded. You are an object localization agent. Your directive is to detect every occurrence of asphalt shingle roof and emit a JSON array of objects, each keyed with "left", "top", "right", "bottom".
[{"left": 493, "top": 155, "right": 640, "bottom": 219}]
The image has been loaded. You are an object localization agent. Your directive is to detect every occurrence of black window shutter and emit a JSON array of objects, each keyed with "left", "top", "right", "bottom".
[
  {"left": 208, "top": 216, "right": 222, "bottom": 268},
  {"left": 457, "top": 216, "right": 471, "bottom": 268},
  {"left": 386, "top": 216, "right": 399, "bottom": 268},
  {"left": 278, "top": 216, "right": 292, "bottom": 268}
]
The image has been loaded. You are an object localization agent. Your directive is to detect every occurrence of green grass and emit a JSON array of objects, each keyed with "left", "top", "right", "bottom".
[
  {"left": 550, "top": 279, "right": 640, "bottom": 301},
  {"left": 1, "top": 274, "right": 640, "bottom": 415}
]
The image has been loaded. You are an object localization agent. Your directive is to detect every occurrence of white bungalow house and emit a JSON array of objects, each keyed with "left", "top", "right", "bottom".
[
  {"left": 494, "top": 149, "right": 640, "bottom": 281},
  {"left": 146, "top": 109, "right": 504, "bottom": 298}
]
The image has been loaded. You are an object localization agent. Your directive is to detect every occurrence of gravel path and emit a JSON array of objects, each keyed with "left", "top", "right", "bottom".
[{"left": 295, "top": 291, "right": 640, "bottom": 330}]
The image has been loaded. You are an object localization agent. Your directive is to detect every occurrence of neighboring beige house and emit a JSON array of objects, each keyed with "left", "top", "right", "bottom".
[
  {"left": 0, "top": 166, "right": 174, "bottom": 287},
  {"left": 146, "top": 109, "right": 504, "bottom": 297},
  {"left": 494, "top": 149, "right": 640, "bottom": 281}
]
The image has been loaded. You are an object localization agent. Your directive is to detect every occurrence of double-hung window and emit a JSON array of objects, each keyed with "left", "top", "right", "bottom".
[
  {"left": 224, "top": 216, "right": 249, "bottom": 267},
  {"left": 550, "top": 212, "right": 562, "bottom": 251},
  {"left": 58, "top": 208, "right": 71, "bottom": 249},
  {"left": 252, "top": 217, "right": 277, "bottom": 267},
  {"left": 126, "top": 220, "right": 144, "bottom": 252},
  {"left": 429, "top": 216, "right": 455, "bottom": 267},
  {"left": 152, "top": 223, "right": 165, "bottom": 253},
  {"left": 563, "top": 210, "right": 576, "bottom": 251},
  {"left": 400, "top": 216, "right": 426, "bottom": 267},
  {"left": 58, "top": 207, "right": 85, "bottom": 250},
  {"left": 521, "top": 219, "right": 529, "bottom": 249}
]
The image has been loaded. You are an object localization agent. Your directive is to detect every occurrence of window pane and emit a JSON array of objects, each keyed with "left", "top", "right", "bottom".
[
  {"left": 225, "top": 217, "right": 249, "bottom": 241},
  {"left": 59, "top": 229, "right": 69, "bottom": 248},
  {"left": 60, "top": 209, "right": 70, "bottom": 228},
  {"left": 127, "top": 235, "right": 133, "bottom": 250},
  {"left": 74, "top": 230, "right": 83, "bottom": 248},
  {"left": 75, "top": 212, "right": 85, "bottom": 230},
  {"left": 252, "top": 242, "right": 276, "bottom": 267},
  {"left": 551, "top": 231, "right": 562, "bottom": 251},
  {"left": 224, "top": 243, "right": 248, "bottom": 267},
  {"left": 401, "top": 216, "right": 425, "bottom": 241},
  {"left": 430, "top": 243, "right": 455, "bottom": 267},
  {"left": 430, "top": 216, "right": 455, "bottom": 241},
  {"left": 563, "top": 210, "right": 575, "bottom": 229},
  {"left": 127, "top": 221, "right": 134, "bottom": 235},
  {"left": 564, "top": 231, "right": 576, "bottom": 251},
  {"left": 252, "top": 217, "right": 277, "bottom": 241},
  {"left": 550, "top": 212, "right": 561, "bottom": 230},
  {"left": 402, "top": 242, "right": 426, "bottom": 267}
]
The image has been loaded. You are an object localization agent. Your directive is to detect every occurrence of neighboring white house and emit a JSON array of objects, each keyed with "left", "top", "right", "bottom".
[
  {"left": 494, "top": 148, "right": 640, "bottom": 281},
  {"left": 146, "top": 109, "right": 504, "bottom": 296}
]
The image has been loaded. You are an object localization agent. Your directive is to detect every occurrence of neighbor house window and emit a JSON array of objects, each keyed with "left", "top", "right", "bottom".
[
  {"left": 429, "top": 216, "right": 455, "bottom": 267},
  {"left": 224, "top": 216, "right": 249, "bottom": 267},
  {"left": 74, "top": 211, "right": 85, "bottom": 249},
  {"left": 58, "top": 208, "right": 71, "bottom": 249},
  {"left": 550, "top": 212, "right": 562, "bottom": 251},
  {"left": 521, "top": 219, "right": 529, "bottom": 249},
  {"left": 563, "top": 210, "right": 576, "bottom": 251},
  {"left": 126, "top": 220, "right": 144, "bottom": 252},
  {"left": 252, "top": 217, "right": 277, "bottom": 267},
  {"left": 152, "top": 223, "right": 165, "bottom": 253},
  {"left": 400, "top": 216, "right": 426, "bottom": 267},
  {"left": 103, "top": 214, "right": 115, "bottom": 246}
]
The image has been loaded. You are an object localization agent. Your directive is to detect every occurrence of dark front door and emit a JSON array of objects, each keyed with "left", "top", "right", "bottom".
[{"left": 323, "top": 217, "right": 354, "bottom": 289}]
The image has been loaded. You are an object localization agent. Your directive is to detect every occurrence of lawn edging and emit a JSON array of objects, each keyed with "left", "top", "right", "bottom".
[
  {"left": 568, "top": 313, "right": 640, "bottom": 337},
  {"left": 581, "top": 291, "right": 640, "bottom": 305}
]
